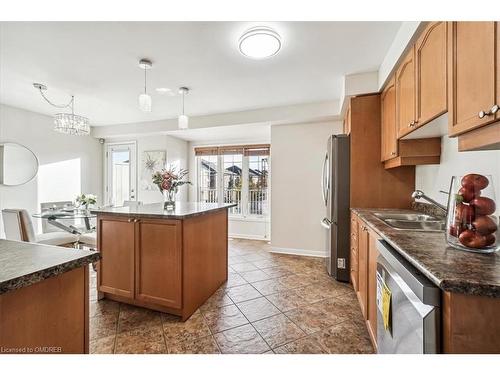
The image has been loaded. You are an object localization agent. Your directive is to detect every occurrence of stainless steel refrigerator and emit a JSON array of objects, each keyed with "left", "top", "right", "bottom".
[{"left": 321, "top": 134, "right": 350, "bottom": 282}]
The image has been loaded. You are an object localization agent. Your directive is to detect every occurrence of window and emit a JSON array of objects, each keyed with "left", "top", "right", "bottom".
[
  {"left": 248, "top": 155, "right": 269, "bottom": 216},
  {"left": 197, "top": 154, "right": 218, "bottom": 204},
  {"left": 196, "top": 145, "right": 270, "bottom": 218}
]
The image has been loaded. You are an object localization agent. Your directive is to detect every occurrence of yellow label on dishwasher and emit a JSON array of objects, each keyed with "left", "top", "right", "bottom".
[{"left": 382, "top": 282, "right": 392, "bottom": 332}]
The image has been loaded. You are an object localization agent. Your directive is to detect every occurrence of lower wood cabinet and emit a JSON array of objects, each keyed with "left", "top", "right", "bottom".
[
  {"left": 98, "top": 215, "right": 182, "bottom": 310},
  {"left": 98, "top": 216, "right": 135, "bottom": 299},
  {"left": 367, "top": 228, "right": 381, "bottom": 350},
  {"left": 350, "top": 211, "right": 380, "bottom": 351},
  {"left": 135, "top": 218, "right": 182, "bottom": 309},
  {"left": 356, "top": 219, "right": 369, "bottom": 319}
]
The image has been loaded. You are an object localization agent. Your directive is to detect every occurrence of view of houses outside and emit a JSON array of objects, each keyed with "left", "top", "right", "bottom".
[{"left": 198, "top": 154, "right": 268, "bottom": 217}]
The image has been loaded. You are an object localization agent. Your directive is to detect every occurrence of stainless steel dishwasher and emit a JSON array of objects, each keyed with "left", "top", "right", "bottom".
[{"left": 376, "top": 240, "right": 441, "bottom": 354}]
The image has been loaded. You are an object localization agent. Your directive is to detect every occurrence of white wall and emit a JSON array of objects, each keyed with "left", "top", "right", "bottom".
[
  {"left": 107, "top": 134, "right": 189, "bottom": 205},
  {"left": 271, "top": 120, "right": 343, "bottom": 257},
  {"left": 416, "top": 136, "right": 500, "bottom": 207},
  {"left": 0, "top": 104, "right": 103, "bottom": 236}
]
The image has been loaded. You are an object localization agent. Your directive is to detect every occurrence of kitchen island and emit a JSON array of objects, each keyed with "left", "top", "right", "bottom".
[
  {"left": 0, "top": 239, "right": 99, "bottom": 354},
  {"left": 91, "top": 202, "right": 235, "bottom": 321}
]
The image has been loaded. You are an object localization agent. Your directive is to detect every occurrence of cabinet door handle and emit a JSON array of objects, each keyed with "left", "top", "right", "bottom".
[
  {"left": 127, "top": 218, "right": 133, "bottom": 223},
  {"left": 134, "top": 219, "right": 139, "bottom": 223},
  {"left": 391, "top": 151, "right": 396, "bottom": 156},
  {"left": 478, "top": 105, "right": 499, "bottom": 119}
]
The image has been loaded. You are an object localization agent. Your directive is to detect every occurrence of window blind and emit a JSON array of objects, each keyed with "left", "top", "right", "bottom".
[{"left": 194, "top": 144, "right": 270, "bottom": 157}]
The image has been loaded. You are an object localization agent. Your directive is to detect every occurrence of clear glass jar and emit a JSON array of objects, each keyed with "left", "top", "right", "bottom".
[{"left": 446, "top": 174, "right": 499, "bottom": 253}]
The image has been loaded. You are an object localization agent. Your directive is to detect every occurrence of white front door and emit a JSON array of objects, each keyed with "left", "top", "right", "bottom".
[{"left": 105, "top": 142, "right": 137, "bottom": 206}]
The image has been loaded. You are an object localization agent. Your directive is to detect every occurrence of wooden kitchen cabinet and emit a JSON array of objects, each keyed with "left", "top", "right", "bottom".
[
  {"left": 448, "top": 22, "right": 498, "bottom": 136},
  {"left": 455, "top": 21, "right": 500, "bottom": 151},
  {"left": 351, "top": 212, "right": 380, "bottom": 350},
  {"left": 381, "top": 75, "right": 398, "bottom": 161},
  {"left": 135, "top": 218, "right": 182, "bottom": 309},
  {"left": 415, "top": 21, "right": 447, "bottom": 126},
  {"left": 356, "top": 217, "right": 369, "bottom": 319},
  {"left": 98, "top": 215, "right": 135, "bottom": 299},
  {"left": 396, "top": 47, "right": 416, "bottom": 138},
  {"left": 350, "top": 212, "right": 359, "bottom": 291},
  {"left": 367, "top": 228, "right": 381, "bottom": 350},
  {"left": 96, "top": 207, "right": 229, "bottom": 321}
]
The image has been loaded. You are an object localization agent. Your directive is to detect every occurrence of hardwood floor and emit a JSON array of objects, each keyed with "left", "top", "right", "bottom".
[{"left": 89, "top": 238, "right": 373, "bottom": 354}]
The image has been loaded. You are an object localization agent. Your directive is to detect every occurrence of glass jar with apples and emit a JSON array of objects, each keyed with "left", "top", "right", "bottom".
[{"left": 446, "top": 174, "right": 498, "bottom": 253}]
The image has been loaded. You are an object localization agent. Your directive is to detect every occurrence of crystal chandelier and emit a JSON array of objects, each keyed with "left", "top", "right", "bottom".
[{"left": 33, "top": 83, "right": 90, "bottom": 136}]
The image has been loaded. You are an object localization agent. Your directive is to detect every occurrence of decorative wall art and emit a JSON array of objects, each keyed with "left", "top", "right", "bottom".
[{"left": 140, "top": 150, "right": 166, "bottom": 190}]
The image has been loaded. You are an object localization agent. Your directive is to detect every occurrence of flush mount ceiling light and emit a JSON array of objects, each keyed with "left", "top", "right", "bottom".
[
  {"left": 138, "top": 58, "right": 152, "bottom": 112},
  {"left": 155, "top": 87, "right": 174, "bottom": 96},
  {"left": 178, "top": 87, "right": 189, "bottom": 130},
  {"left": 33, "top": 83, "right": 90, "bottom": 136},
  {"left": 238, "top": 26, "right": 282, "bottom": 59}
]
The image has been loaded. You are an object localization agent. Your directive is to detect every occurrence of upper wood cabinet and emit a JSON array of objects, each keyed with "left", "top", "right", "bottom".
[
  {"left": 396, "top": 47, "right": 416, "bottom": 138},
  {"left": 448, "top": 22, "right": 498, "bottom": 136},
  {"left": 381, "top": 75, "right": 397, "bottom": 161},
  {"left": 415, "top": 21, "right": 448, "bottom": 125}
]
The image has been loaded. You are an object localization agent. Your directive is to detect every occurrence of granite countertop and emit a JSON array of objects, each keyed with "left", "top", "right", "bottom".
[
  {"left": 352, "top": 208, "right": 500, "bottom": 298},
  {"left": 91, "top": 202, "right": 237, "bottom": 219},
  {"left": 0, "top": 239, "right": 100, "bottom": 295}
]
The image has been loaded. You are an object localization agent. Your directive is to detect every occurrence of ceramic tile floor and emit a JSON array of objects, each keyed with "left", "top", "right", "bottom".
[{"left": 89, "top": 238, "right": 374, "bottom": 354}]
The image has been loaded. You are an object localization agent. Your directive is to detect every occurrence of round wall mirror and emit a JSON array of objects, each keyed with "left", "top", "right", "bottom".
[{"left": 0, "top": 142, "right": 39, "bottom": 186}]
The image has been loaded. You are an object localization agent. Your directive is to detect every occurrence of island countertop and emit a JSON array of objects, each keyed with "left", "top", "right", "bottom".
[
  {"left": 0, "top": 239, "right": 100, "bottom": 295},
  {"left": 91, "top": 202, "right": 237, "bottom": 219},
  {"left": 352, "top": 208, "right": 500, "bottom": 298}
]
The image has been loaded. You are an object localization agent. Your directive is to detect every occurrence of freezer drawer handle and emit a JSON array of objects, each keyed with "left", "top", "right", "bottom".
[{"left": 321, "top": 217, "right": 332, "bottom": 229}]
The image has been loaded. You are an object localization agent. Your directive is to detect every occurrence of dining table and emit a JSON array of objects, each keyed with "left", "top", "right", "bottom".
[{"left": 32, "top": 207, "right": 96, "bottom": 235}]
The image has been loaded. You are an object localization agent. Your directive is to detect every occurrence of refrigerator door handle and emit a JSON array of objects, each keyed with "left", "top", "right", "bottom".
[
  {"left": 321, "top": 217, "right": 332, "bottom": 229},
  {"left": 321, "top": 152, "right": 329, "bottom": 206}
]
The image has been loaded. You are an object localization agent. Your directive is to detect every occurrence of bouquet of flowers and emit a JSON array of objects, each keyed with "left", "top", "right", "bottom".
[
  {"left": 152, "top": 165, "right": 191, "bottom": 208},
  {"left": 75, "top": 193, "right": 97, "bottom": 209}
]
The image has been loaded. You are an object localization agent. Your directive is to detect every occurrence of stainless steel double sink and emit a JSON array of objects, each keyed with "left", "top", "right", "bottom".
[{"left": 373, "top": 212, "right": 445, "bottom": 232}]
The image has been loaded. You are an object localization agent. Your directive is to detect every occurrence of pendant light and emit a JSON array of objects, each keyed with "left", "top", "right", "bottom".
[
  {"left": 138, "top": 59, "right": 152, "bottom": 112},
  {"left": 178, "top": 87, "right": 189, "bottom": 129}
]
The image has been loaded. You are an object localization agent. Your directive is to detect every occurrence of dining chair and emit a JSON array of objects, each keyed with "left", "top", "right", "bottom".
[{"left": 2, "top": 209, "right": 78, "bottom": 246}]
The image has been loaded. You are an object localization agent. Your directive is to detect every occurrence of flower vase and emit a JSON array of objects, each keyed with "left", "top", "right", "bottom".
[{"left": 163, "top": 190, "right": 176, "bottom": 210}]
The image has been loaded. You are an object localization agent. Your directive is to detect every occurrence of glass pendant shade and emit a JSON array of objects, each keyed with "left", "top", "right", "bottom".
[
  {"left": 138, "top": 93, "right": 152, "bottom": 112},
  {"left": 178, "top": 114, "right": 189, "bottom": 129},
  {"left": 53, "top": 113, "right": 90, "bottom": 136}
]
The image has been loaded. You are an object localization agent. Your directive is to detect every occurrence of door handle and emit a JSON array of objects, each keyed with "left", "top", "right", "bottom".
[
  {"left": 478, "top": 104, "right": 499, "bottom": 119},
  {"left": 321, "top": 152, "right": 329, "bottom": 206},
  {"left": 321, "top": 217, "right": 332, "bottom": 229}
]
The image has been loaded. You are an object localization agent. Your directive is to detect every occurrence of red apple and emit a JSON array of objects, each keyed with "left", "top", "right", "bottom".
[
  {"left": 459, "top": 229, "right": 487, "bottom": 249},
  {"left": 485, "top": 234, "right": 496, "bottom": 247},
  {"left": 472, "top": 215, "right": 498, "bottom": 236},
  {"left": 461, "top": 174, "right": 489, "bottom": 191},
  {"left": 455, "top": 203, "right": 475, "bottom": 224},
  {"left": 470, "top": 197, "right": 496, "bottom": 216},
  {"left": 458, "top": 186, "right": 480, "bottom": 203}
]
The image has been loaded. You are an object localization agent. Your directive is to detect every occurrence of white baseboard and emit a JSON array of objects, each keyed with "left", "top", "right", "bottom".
[
  {"left": 229, "top": 233, "right": 269, "bottom": 241},
  {"left": 270, "top": 246, "right": 327, "bottom": 258}
]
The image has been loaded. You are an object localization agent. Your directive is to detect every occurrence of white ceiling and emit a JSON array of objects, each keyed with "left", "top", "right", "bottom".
[
  {"left": 167, "top": 123, "right": 271, "bottom": 143},
  {"left": 0, "top": 21, "right": 401, "bottom": 126}
]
